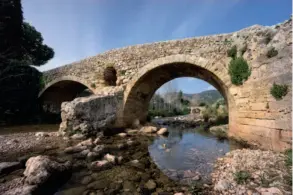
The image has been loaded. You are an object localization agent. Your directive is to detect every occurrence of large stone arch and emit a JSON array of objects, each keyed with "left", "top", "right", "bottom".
[
  {"left": 122, "top": 54, "right": 237, "bottom": 130},
  {"left": 39, "top": 76, "right": 94, "bottom": 114}
]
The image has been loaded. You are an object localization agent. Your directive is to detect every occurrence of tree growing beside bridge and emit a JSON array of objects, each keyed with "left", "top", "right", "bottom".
[{"left": 0, "top": 0, "right": 54, "bottom": 124}]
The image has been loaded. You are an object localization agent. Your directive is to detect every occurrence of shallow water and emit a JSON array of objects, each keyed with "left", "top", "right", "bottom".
[{"left": 148, "top": 126, "right": 243, "bottom": 183}]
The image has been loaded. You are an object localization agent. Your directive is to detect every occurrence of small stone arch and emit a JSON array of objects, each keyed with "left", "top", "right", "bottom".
[
  {"left": 122, "top": 54, "right": 237, "bottom": 130},
  {"left": 39, "top": 76, "right": 94, "bottom": 97},
  {"left": 39, "top": 76, "right": 95, "bottom": 114}
]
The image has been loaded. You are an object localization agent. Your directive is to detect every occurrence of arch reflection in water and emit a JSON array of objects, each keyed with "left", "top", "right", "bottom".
[{"left": 148, "top": 126, "right": 243, "bottom": 184}]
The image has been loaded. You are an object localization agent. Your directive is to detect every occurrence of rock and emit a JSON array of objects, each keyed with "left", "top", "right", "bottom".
[
  {"left": 4, "top": 185, "right": 37, "bottom": 195},
  {"left": 80, "top": 149, "right": 90, "bottom": 156},
  {"left": 64, "top": 145, "right": 87, "bottom": 154},
  {"left": 70, "top": 133, "right": 85, "bottom": 140},
  {"left": 214, "top": 179, "right": 230, "bottom": 191},
  {"left": 59, "top": 91, "right": 123, "bottom": 136},
  {"left": 93, "top": 145, "right": 107, "bottom": 156},
  {"left": 258, "top": 187, "right": 283, "bottom": 195},
  {"left": 126, "top": 129, "right": 139, "bottom": 135},
  {"left": 90, "top": 160, "right": 112, "bottom": 171},
  {"left": 132, "top": 119, "right": 140, "bottom": 128},
  {"left": 117, "top": 156, "right": 123, "bottom": 164},
  {"left": 6, "top": 139, "right": 19, "bottom": 145},
  {"left": 103, "top": 153, "right": 116, "bottom": 163},
  {"left": 86, "top": 152, "right": 99, "bottom": 162},
  {"left": 116, "top": 143, "right": 127, "bottom": 150},
  {"left": 123, "top": 180, "right": 136, "bottom": 191},
  {"left": 56, "top": 186, "right": 86, "bottom": 195},
  {"left": 94, "top": 137, "right": 101, "bottom": 144},
  {"left": 209, "top": 124, "right": 228, "bottom": 135},
  {"left": 157, "top": 128, "right": 168, "bottom": 135},
  {"left": 140, "top": 126, "right": 157, "bottom": 134},
  {"left": 118, "top": 132, "right": 127, "bottom": 137},
  {"left": 35, "top": 132, "right": 49, "bottom": 137},
  {"left": 23, "top": 155, "right": 71, "bottom": 185},
  {"left": 77, "top": 139, "right": 93, "bottom": 147},
  {"left": 81, "top": 176, "right": 92, "bottom": 185},
  {"left": 144, "top": 179, "right": 157, "bottom": 192},
  {"left": 87, "top": 180, "right": 108, "bottom": 189},
  {"left": 0, "top": 162, "right": 22, "bottom": 175}
]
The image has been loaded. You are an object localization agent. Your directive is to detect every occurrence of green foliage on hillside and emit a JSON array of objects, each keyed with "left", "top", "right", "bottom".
[{"left": 270, "top": 83, "right": 288, "bottom": 100}]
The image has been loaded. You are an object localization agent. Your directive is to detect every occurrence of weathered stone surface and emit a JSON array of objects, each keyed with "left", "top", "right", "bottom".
[
  {"left": 212, "top": 149, "right": 290, "bottom": 194},
  {"left": 144, "top": 179, "right": 157, "bottom": 191},
  {"left": 4, "top": 185, "right": 37, "bottom": 195},
  {"left": 157, "top": 128, "right": 168, "bottom": 135},
  {"left": 140, "top": 126, "right": 158, "bottom": 134},
  {"left": 90, "top": 160, "right": 113, "bottom": 171},
  {"left": 209, "top": 125, "right": 228, "bottom": 134},
  {"left": 59, "top": 88, "right": 123, "bottom": 136},
  {"left": 23, "top": 156, "right": 71, "bottom": 185},
  {"left": 41, "top": 18, "right": 292, "bottom": 151},
  {"left": 103, "top": 153, "right": 116, "bottom": 163}
]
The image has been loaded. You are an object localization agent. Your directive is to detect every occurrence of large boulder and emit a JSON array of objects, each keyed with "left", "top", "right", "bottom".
[
  {"left": 59, "top": 87, "right": 124, "bottom": 136},
  {"left": 4, "top": 156, "right": 72, "bottom": 195},
  {"left": 24, "top": 156, "right": 71, "bottom": 186}
]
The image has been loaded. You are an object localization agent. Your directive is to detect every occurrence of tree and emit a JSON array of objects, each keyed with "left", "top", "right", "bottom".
[{"left": 0, "top": 0, "right": 55, "bottom": 124}]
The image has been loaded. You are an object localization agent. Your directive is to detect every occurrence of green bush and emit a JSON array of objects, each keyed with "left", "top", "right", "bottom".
[
  {"left": 227, "top": 45, "right": 237, "bottom": 59},
  {"left": 120, "top": 70, "right": 126, "bottom": 76},
  {"left": 39, "top": 75, "right": 45, "bottom": 89},
  {"left": 266, "top": 47, "right": 278, "bottom": 58},
  {"left": 270, "top": 83, "right": 288, "bottom": 100},
  {"left": 90, "top": 83, "right": 96, "bottom": 89},
  {"left": 228, "top": 57, "right": 251, "bottom": 85},
  {"left": 234, "top": 170, "right": 251, "bottom": 184},
  {"left": 285, "top": 149, "right": 292, "bottom": 167},
  {"left": 199, "top": 102, "right": 206, "bottom": 107}
]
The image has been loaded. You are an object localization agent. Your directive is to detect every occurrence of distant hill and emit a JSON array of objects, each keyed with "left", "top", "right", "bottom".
[{"left": 162, "top": 90, "right": 223, "bottom": 106}]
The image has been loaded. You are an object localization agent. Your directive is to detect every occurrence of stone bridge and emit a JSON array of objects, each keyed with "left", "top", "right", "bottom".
[{"left": 40, "top": 18, "right": 292, "bottom": 151}]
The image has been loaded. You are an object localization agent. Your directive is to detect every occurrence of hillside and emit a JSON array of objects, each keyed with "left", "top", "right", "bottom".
[
  {"left": 161, "top": 89, "right": 223, "bottom": 106},
  {"left": 184, "top": 90, "right": 223, "bottom": 105}
]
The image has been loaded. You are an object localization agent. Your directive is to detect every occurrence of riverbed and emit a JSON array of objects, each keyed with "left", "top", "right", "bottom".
[{"left": 0, "top": 124, "right": 245, "bottom": 195}]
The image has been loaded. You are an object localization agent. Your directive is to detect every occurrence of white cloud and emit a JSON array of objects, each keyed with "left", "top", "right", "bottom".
[{"left": 206, "top": 85, "right": 216, "bottom": 90}]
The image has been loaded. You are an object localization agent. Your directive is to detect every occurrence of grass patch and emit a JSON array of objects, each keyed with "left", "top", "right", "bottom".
[
  {"left": 270, "top": 83, "right": 288, "bottom": 100},
  {"left": 234, "top": 170, "right": 251, "bottom": 184},
  {"left": 188, "top": 181, "right": 204, "bottom": 195}
]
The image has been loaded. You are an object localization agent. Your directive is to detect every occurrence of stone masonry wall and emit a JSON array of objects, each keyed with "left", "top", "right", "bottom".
[{"left": 44, "top": 18, "right": 292, "bottom": 151}]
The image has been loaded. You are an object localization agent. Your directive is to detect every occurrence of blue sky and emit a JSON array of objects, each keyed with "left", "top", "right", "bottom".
[{"left": 23, "top": 0, "right": 291, "bottom": 94}]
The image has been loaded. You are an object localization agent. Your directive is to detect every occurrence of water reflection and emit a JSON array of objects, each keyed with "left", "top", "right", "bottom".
[{"left": 148, "top": 126, "right": 243, "bottom": 184}]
